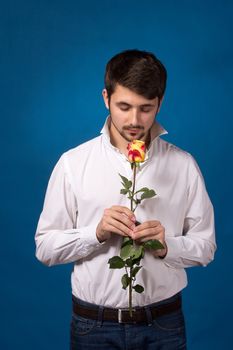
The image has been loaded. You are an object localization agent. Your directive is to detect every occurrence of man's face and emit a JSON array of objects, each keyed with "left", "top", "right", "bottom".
[{"left": 103, "top": 84, "right": 162, "bottom": 145}]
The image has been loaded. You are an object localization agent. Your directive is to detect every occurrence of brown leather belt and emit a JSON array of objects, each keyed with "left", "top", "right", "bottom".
[{"left": 73, "top": 295, "right": 181, "bottom": 324}]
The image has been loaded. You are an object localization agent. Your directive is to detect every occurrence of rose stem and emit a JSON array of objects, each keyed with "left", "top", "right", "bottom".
[
  {"left": 129, "top": 266, "right": 133, "bottom": 317},
  {"left": 131, "top": 163, "right": 137, "bottom": 212},
  {"left": 129, "top": 163, "right": 137, "bottom": 317}
]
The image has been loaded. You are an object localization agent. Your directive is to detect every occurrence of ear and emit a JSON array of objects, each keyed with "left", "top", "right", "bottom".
[{"left": 102, "top": 89, "right": 109, "bottom": 109}]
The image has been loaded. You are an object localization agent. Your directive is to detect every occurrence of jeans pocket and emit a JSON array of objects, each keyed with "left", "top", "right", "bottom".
[
  {"left": 71, "top": 312, "right": 97, "bottom": 336},
  {"left": 153, "top": 309, "right": 185, "bottom": 332}
]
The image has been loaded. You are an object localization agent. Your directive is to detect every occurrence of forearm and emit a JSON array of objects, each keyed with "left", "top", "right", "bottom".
[
  {"left": 35, "top": 225, "right": 103, "bottom": 266},
  {"left": 161, "top": 156, "right": 217, "bottom": 269},
  {"left": 162, "top": 234, "right": 216, "bottom": 269}
]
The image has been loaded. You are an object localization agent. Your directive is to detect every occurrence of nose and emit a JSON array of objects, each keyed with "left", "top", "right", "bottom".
[{"left": 130, "top": 108, "right": 141, "bottom": 126}]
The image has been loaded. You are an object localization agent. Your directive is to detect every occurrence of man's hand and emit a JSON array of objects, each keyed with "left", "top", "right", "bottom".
[
  {"left": 96, "top": 206, "right": 136, "bottom": 243},
  {"left": 130, "top": 220, "right": 167, "bottom": 258}
]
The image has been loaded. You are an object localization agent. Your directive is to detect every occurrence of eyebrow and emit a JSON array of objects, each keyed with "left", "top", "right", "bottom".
[{"left": 116, "top": 102, "right": 155, "bottom": 107}]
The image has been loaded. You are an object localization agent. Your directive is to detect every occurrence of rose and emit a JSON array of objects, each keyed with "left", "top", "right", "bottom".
[
  {"left": 127, "top": 140, "right": 146, "bottom": 163},
  {"left": 108, "top": 140, "right": 164, "bottom": 317}
]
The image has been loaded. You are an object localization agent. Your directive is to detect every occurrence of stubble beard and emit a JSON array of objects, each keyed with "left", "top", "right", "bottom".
[{"left": 110, "top": 116, "right": 148, "bottom": 142}]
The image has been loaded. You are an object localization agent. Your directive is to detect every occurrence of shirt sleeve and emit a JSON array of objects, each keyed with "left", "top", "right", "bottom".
[
  {"left": 35, "top": 154, "right": 103, "bottom": 267},
  {"left": 163, "top": 154, "right": 216, "bottom": 269}
]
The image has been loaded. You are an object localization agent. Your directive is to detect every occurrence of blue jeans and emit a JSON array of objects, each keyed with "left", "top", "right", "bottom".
[{"left": 70, "top": 293, "right": 187, "bottom": 349}]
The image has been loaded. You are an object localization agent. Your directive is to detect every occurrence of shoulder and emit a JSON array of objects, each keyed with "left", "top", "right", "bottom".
[
  {"left": 60, "top": 135, "right": 102, "bottom": 164},
  {"left": 157, "top": 137, "right": 202, "bottom": 177},
  {"left": 157, "top": 137, "right": 191, "bottom": 161},
  {"left": 65, "top": 135, "right": 101, "bottom": 156},
  {"left": 50, "top": 135, "right": 102, "bottom": 185},
  {"left": 53, "top": 135, "right": 103, "bottom": 178}
]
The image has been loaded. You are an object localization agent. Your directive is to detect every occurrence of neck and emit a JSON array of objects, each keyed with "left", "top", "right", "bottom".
[{"left": 109, "top": 122, "right": 129, "bottom": 156}]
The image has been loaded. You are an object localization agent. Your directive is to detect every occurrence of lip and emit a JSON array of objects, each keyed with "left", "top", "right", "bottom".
[{"left": 127, "top": 129, "right": 140, "bottom": 133}]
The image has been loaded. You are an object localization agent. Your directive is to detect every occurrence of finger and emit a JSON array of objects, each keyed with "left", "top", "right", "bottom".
[
  {"left": 105, "top": 209, "right": 136, "bottom": 229},
  {"left": 103, "top": 212, "right": 135, "bottom": 235},
  {"left": 104, "top": 217, "right": 133, "bottom": 237},
  {"left": 133, "top": 226, "right": 163, "bottom": 240},
  {"left": 110, "top": 206, "right": 136, "bottom": 221},
  {"left": 136, "top": 234, "right": 164, "bottom": 243},
  {"left": 137, "top": 234, "right": 164, "bottom": 243},
  {"left": 133, "top": 220, "right": 161, "bottom": 233}
]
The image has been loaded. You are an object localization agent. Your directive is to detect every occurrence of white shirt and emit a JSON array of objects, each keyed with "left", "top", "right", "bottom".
[{"left": 35, "top": 117, "right": 216, "bottom": 308}]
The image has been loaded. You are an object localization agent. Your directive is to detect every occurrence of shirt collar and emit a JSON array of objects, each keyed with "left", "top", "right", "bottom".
[{"left": 100, "top": 116, "right": 168, "bottom": 148}]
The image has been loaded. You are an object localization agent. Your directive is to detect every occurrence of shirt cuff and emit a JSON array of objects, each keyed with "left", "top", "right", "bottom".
[
  {"left": 162, "top": 236, "right": 184, "bottom": 268},
  {"left": 77, "top": 224, "right": 105, "bottom": 251}
]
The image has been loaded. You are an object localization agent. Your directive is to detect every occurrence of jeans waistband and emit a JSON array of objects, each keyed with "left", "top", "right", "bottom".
[{"left": 72, "top": 292, "right": 182, "bottom": 325}]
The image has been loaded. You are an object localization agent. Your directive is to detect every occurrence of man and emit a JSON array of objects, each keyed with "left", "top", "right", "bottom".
[{"left": 35, "top": 49, "right": 216, "bottom": 349}]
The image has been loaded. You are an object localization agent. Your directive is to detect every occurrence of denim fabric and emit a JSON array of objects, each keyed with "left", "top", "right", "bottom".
[{"left": 70, "top": 293, "right": 187, "bottom": 350}]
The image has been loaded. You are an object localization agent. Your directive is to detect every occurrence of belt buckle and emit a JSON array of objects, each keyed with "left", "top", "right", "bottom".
[{"left": 118, "top": 308, "right": 136, "bottom": 323}]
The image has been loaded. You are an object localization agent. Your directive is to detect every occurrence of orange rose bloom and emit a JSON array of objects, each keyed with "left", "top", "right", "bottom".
[{"left": 127, "top": 140, "right": 146, "bottom": 163}]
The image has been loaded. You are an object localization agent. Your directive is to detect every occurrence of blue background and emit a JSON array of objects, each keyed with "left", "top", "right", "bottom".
[{"left": 1, "top": 0, "right": 232, "bottom": 348}]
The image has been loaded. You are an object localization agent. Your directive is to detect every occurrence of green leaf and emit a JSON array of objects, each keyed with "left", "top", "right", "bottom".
[
  {"left": 131, "top": 246, "right": 145, "bottom": 265},
  {"left": 119, "top": 174, "right": 129, "bottom": 184},
  {"left": 133, "top": 284, "right": 144, "bottom": 293},
  {"left": 132, "top": 257, "right": 141, "bottom": 266},
  {"left": 132, "top": 266, "right": 142, "bottom": 278},
  {"left": 121, "top": 274, "right": 130, "bottom": 289},
  {"left": 122, "top": 237, "right": 133, "bottom": 248},
  {"left": 124, "top": 181, "right": 132, "bottom": 190},
  {"left": 140, "top": 189, "right": 156, "bottom": 200},
  {"left": 119, "top": 174, "right": 132, "bottom": 189},
  {"left": 120, "top": 244, "right": 135, "bottom": 259},
  {"left": 131, "top": 245, "right": 144, "bottom": 260},
  {"left": 125, "top": 258, "right": 133, "bottom": 267},
  {"left": 120, "top": 189, "right": 128, "bottom": 195},
  {"left": 108, "top": 256, "right": 125, "bottom": 269},
  {"left": 135, "top": 187, "right": 149, "bottom": 193},
  {"left": 143, "top": 239, "right": 164, "bottom": 250}
]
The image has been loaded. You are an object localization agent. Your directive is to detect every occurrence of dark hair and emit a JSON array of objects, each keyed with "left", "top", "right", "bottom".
[{"left": 104, "top": 49, "right": 167, "bottom": 100}]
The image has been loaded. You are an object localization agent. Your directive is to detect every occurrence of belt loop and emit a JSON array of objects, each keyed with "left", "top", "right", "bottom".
[
  {"left": 144, "top": 306, "right": 153, "bottom": 326},
  {"left": 97, "top": 306, "right": 104, "bottom": 327}
]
